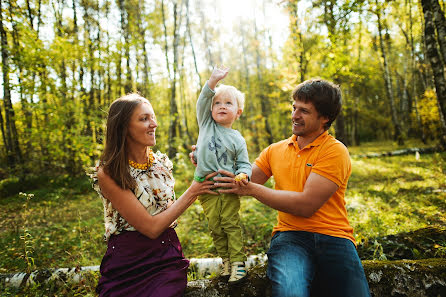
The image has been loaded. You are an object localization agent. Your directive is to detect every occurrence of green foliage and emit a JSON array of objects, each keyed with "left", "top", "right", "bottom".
[
  {"left": 416, "top": 89, "right": 442, "bottom": 141},
  {"left": 0, "top": 175, "right": 93, "bottom": 199},
  {"left": 20, "top": 192, "right": 36, "bottom": 274},
  {"left": 0, "top": 177, "right": 21, "bottom": 198},
  {"left": 2, "top": 0, "right": 445, "bottom": 177}
]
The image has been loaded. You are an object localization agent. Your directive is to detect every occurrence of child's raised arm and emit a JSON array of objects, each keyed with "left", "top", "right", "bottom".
[
  {"left": 196, "top": 65, "right": 229, "bottom": 126},
  {"left": 207, "top": 65, "right": 229, "bottom": 90}
]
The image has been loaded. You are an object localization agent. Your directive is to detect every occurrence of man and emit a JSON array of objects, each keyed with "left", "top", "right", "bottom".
[{"left": 214, "top": 79, "right": 371, "bottom": 297}]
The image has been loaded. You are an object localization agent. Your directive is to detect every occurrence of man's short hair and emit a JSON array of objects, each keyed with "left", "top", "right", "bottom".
[{"left": 292, "top": 78, "right": 342, "bottom": 130}]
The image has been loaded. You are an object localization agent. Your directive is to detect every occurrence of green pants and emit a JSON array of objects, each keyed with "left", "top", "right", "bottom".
[{"left": 199, "top": 193, "right": 246, "bottom": 262}]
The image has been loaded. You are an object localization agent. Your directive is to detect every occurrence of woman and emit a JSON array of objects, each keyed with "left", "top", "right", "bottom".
[{"left": 91, "top": 93, "right": 216, "bottom": 296}]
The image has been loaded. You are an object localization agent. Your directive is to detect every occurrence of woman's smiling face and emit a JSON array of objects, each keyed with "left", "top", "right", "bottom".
[{"left": 126, "top": 101, "right": 158, "bottom": 148}]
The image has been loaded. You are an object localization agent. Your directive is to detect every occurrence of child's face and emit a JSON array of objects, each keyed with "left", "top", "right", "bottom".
[{"left": 211, "top": 93, "right": 242, "bottom": 128}]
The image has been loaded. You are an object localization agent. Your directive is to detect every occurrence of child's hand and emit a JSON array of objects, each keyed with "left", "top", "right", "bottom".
[
  {"left": 208, "top": 65, "right": 229, "bottom": 90},
  {"left": 234, "top": 173, "right": 249, "bottom": 187},
  {"left": 189, "top": 145, "right": 197, "bottom": 167},
  {"left": 234, "top": 173, "right": 248, "bottom": 182}
]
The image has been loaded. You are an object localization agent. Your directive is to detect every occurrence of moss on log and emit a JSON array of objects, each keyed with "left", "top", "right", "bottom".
[
  {"left": 185, "top": 258, "right": 446, "bottom": 297},
  {"left": 357, "top": 227, "right": 446, "bottom": 261},
  {"left": 364, "top": 258, "right": 446, "bottom": 296}
]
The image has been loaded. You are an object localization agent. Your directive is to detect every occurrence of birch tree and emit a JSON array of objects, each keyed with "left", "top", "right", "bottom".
[
  {"left": 421, "top": 0, "right": 446, "bottom": 146},
  {"left": 374, "top": 0, "right": 404, "bottom": 144}
]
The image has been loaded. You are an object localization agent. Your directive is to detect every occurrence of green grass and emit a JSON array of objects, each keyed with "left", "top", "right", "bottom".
[
  {"left": 347, "top": 152, "right": 446, "bottom": 244},
  {"left": 0, "top": 176, "right": 105, "bottom": 274},
  {"left": 0, "top": 140, "right": 445, "bottom": 277}
]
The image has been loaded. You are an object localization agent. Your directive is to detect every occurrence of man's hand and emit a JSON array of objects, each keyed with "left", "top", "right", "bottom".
[
  {"left": 214, "top": 169, "right": 250, "bottom": 196},
  {"left": 208, "top": 65, "right": 229, "bottom": 90}
]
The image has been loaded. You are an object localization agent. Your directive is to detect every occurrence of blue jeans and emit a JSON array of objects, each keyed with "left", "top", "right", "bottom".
[{"left": 266, "top": 231, "right": 371, "bottom": 297}]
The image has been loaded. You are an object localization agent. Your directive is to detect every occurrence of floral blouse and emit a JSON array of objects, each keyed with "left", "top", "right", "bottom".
[{"left": 91, "top": 151, "right": 176, "bottom": 241}]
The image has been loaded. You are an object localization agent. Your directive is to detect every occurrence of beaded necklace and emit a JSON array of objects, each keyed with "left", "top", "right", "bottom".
[{"left": 128, "top": 148, "right": 155, "bottom": 170}]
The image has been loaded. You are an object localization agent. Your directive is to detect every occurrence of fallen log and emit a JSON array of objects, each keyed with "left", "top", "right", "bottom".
[
  {"left": 1, "top": 258, "right": 445, "bottom": 296},
  {"left": 0, "top": 265, "right": 99, "bottom": 289},
  {"left": 364, "top": 259, "right": 446, "bottom": 296},
  {"left": 185, "top": 259, "right": 446, "bottom": 297},
  {"left": 357, "top": 227, "right": 446, "bottom": 261},
  {"left": 352, "top": 146, "right": 441, "bottom": 159},
  {"left": 0, "top": 255, "right": 267, "bottom": 289}
]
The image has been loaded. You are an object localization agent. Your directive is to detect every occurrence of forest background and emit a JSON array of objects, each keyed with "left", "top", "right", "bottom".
[
  {"left": 0, "top": 0, "right": 446, "bottom": 289},
  {"left": 1, "top": 0, "right": 446, "bottom": 175}
]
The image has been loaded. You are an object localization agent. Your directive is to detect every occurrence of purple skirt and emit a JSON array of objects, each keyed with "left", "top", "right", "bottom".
[{"left": 96, "top": 228, "right": 189, "bottom": 297}]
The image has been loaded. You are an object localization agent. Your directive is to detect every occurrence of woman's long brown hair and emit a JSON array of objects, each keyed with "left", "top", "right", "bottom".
[{"left": 100, "top": 93, "right": 149, "bottom": 190}]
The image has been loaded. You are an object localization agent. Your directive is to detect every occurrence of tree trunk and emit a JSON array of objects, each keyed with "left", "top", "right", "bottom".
[
  {"left": 421, "top": 0, "right": 446, "bottom": 147},
  {"left": 178, "top": 3, "right": 193, "bottom": 150},
  {"left": 0, "top": 100, "right": 7, "bottom": 159},
  {"left": 288, "top": 0, "right": 307, "bottom": 82},
  {"left": 54, "top": 0, "right": 75, "bottom": 174},
  {"left": 36, "top": 67, "right": 50, "bottom": 170},
  {"left": 334, "top": 112, "right": 347, "bottom": 145},
  {"left": 10, "top": 1, "right": 33, "bottom": 162},
  {"left": 179, "top": 33, "right": 192, "bottom": 150},
  {"left": 168, "top": 1, "right": 181, "bottom": 159},
  {"left": 118, "top": 0, "right": 132, "bottom": 93},
  {"left": 353, "top": 10, "right": 363, "bottom": 146},
  {"left": 161, "top": 0, "right": 172, "bottom": 81},
  {"left": 262, "top": 0, "right": 275, "bottom": 70},
  {"left": 396, "top": 69, "right": 410, "bottom": 137},
  {"left": 239, "top": 20, "right": 259, "bottom": 151},
  {"left": 316, "top": 0, "right": 348, "bottom": 145},
  {"left": 197, "top": 0, "right": 214, "bottom": 71},
  {"left": 137, "top": 0, "right": 151, "bottom": 97},
  {"left": 407, "top": 0, "right": 427, "bottom": 143},
  {"left": 431, "top": 0, "right": 446, "bottom": 64},
  {"left": 0, "top": 0, "right": 22, "bottom": 170},
  {"left": 185, "top": 0, "right": 201, "bottom": 90},
  {"left": 254, "top": 20, "right": 273, "bottom": 145},
  {"left": 375, "top": 0, "right": 404, "bottom": 145},
  {"left": 104, "top": 1, "right": 112, "bottom": 104}
]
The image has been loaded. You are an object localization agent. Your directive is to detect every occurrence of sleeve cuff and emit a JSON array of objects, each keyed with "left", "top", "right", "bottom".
[{"left": 204, "top": 81, "right": 216, "bottom": 94}]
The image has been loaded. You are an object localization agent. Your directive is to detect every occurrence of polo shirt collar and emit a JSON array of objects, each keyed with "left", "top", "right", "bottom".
[{"left": 287, "top": 130, "right": 329, "bottom": 149}]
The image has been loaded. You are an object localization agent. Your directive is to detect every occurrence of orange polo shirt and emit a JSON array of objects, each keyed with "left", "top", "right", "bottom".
[{"left": 255, "top": 131, "right": 355, "bottom": 245}]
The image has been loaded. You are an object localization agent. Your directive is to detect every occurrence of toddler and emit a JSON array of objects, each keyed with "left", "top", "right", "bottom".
[{"left": 194, "top": 66, "right": 251, "bottom": 284}]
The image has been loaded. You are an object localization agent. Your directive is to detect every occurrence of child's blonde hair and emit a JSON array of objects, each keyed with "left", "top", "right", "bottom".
[{"left": 213, "top": 84, "right": 245, "bottom": 111}]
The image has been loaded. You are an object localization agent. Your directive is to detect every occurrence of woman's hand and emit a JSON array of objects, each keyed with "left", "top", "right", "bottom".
[
  {"left": 213, "top": 169, "right": 250, "bottom": 196},
  {"left": 187, "top": 172, "right": 218, "bottom": 198}
]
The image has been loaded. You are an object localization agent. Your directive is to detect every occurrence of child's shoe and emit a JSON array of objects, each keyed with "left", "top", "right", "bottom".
[
  {"left": 228, "top": 261, "right": 247, "bottom": 284},
  {"left": 220, "top": 258, "right": 230, "bottom": 279}
]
